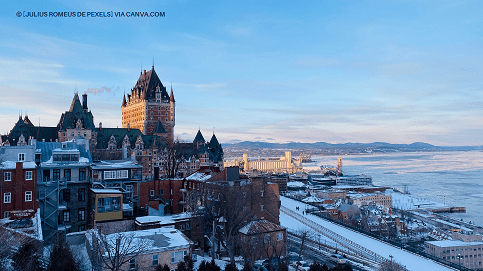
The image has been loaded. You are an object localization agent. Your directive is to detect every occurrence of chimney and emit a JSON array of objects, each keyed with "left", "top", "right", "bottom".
[
  {"left": 127, "top": 123, "right": 130, "bottom": 132},
  {"left": 82, "top": 94, "right": 88, "bottom": 111},
  {"left": 99, "top": 122, "right": 102, "bottom": 131}
]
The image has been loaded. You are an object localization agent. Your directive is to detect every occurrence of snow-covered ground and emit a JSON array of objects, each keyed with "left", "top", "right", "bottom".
[
  {"left": 280, "top": 196, "right": 456, "bottom": 271},
  {"left": 386, "top": 189, "right": 448, "bottom": 210}
]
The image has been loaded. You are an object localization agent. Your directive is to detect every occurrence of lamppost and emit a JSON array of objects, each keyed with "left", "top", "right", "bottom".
[
  {"left": 457, "top": 254, "right": 463, "bottom": 268},
  {"left": 318, "top": 234, "right": 321, "bottom": 250}
]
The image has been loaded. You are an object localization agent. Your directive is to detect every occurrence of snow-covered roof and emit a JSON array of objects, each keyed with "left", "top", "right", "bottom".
[
  {"left": 238, "top": 219, "right": 285, "bottom": 235},
  {"left": 287, "top": 181, "right": 305, "bottom": 187},
  {"left": 186, "top": 172, "right": 213, "bottom": 181},
  {"left": 426, "top": 240, "right": 483, "bottom": 248},
  {"left": 135, "top": 213, "right": 192, "bottom": 225},
  {"left": 95, "top": 228, "right": 193, "bottom": 255},
  {"left": 90, "top": 188, "right": 123, "bottom": 194},
  {"left": 0, "top": 161, "right": 36, "bottom": 170},
  {"left": 302, "top": 196, "right": 323, "bottom": 203}
]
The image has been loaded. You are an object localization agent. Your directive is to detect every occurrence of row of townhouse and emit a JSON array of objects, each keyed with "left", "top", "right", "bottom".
[{"left": 0, "top": 139, "right": 145, "bottom": 241}]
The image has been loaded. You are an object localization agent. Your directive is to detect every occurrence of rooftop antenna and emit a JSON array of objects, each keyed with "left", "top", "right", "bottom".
[
  {"left": 141, "top": 63, "right": 142, "bottom": 74},
  {"left": 152, "top": 56, "right": 154, "bottom": 68}
]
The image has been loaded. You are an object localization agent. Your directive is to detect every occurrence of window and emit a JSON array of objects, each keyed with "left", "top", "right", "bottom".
[
  {"left": 25, "top": 171, "right": 32, "bottom": 180},
  {"left": 53, "top": 169, "right": 60, "bottom": 181},
  {"left": 78, "top": 208, "right": 85, "bottom": 221},
  {"left": 25, "top": 191, "right": 32, "bottom": 202},
  {"left": 78, "top": 225, "right": 86, "bottom": 231},
  {"left": 171, "top": 251, "right": 186, "bottom": 263},
  {"left": 150, "top": 190, "right": 155, "bottom": 197},
  {"left": 260, "top": 190, "right": 264, "bottom": 197},
  {"left": 243, "top": 206, "right": 247, "bottom": 212},
  {"left": 261, "top": 205, "right": 264, "bottom": 211},
  {"left": 79, "top": 169, "right": 86, "bottom": 181},
  {"left": 64, "top": 169, "right": 71, "bottom": 181},
  {"left": 97, "top": 197, "right": 121, "bottom": 213},
  {"left": 264, "top": 234, "right": 271, "bottom": 243},
  {"left": 117, "top": 170, "right": 128, "bottom": 179},
  {"left": 104, "top": 171, "right": 116, "bottom": 179},
  {"left": 78, "top": 189, "right": 85, "bottom": 202},
  {"left": 129, "top": 258, "right": 136, "bottom": 270},
  {"left": 152, "top": 255, "right": 158, "bottom": 266},
  {"left": 159, "top": 189, "right": 164, "bottom": 195},
  {"left": 18, "top": 153, "right": 25, "bottom": 161},
  {"left": 4, "top": 193, "right": 11, "bottom": 203},
  {"left": 277, "top": 232, "right": 283, "bottom": 241},
  {"left": 4, "top": 172, "right": 11, "bottom": 181},
  {"left": 63, "top": 189, "right": 70, "bottom": 202},
  {"left": 63, "top": 210, "right": 70, "bottom": 222},
  {"left": 4, "top": 211, "right": 10, "bottom": 219}
]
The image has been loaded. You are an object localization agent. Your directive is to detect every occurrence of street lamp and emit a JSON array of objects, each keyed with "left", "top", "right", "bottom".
[
  {"left": 457, "top": 254, "right": 463, "bottom": 268},
  {"left": 318, "top": 234, "right": 321, "bottom": 250}
]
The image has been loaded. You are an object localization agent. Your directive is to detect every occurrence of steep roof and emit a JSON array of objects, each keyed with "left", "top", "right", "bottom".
[
  {"left": 154, "top": 120, "right": 167, "bottom": 134},
  {"left": 132, "top": 67, "right": 170, "bottom": 101},
  {"left": 207, "top": 134, "right": 223, "bottom": 163},
  {"left": 5, "top": 117, "right": 58, "bottom": 145},
  {"left": 57, "top": 93, "right": 95, "bottom": 131},
  {"left": 193, "top": 130, "right": 205, "bottom": 142}
]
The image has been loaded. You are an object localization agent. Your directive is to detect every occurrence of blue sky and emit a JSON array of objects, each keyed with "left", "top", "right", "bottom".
[{"left": 1, "top": 1, "right": 482, "bottom": 146}]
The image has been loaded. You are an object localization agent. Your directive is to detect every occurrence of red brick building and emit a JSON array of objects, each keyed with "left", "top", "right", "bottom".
[{"left": 1, "top": 145, "right": 38, "bottom": 219}]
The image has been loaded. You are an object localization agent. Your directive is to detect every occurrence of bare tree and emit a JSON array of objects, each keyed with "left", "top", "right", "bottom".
[
  {"left": 377, "top": 259, "right": 407, "bottom": 271},
  {"left": 158, "top": 137, "right": 193, "bottom": 179},
  {"left": 0, "top": 225, "right": 34, "bottom": 270},
  {"left": 88, "top": 231, "right": 151, "bottom": 271}
]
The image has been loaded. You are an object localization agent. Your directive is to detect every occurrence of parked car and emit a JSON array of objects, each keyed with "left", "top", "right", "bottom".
[
  {"left": 329, "top": 254, "right": 347, "bottom": 265},
  {"left": 291, "top": 261, "right": 310, "bottom": 271}
]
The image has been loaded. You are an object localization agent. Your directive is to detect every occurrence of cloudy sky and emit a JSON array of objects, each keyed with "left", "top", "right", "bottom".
[{"left": 1, "top": 1, "right": 482, "bottom": 146}]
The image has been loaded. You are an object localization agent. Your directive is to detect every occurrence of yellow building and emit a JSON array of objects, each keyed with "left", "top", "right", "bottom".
[
  {"left": 121, "top": 66, "right": 175, "bottom": 140},
  {"left": 90, "top": 189, "right": 123, "bottom": 227}
]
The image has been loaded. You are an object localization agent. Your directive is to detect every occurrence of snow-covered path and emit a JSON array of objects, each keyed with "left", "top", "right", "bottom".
[{"left": 280, "top": 196, "right": 456, "bottom": 271}]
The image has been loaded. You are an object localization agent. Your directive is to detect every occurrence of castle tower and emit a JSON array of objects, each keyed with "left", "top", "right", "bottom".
[{"left": 121, "top": 65, "right": 175, "bottom": 140}]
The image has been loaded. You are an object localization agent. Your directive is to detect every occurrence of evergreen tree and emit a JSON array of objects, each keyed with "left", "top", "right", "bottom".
[
  {"left": 184, "top": 255, "right": 194, "bottom": 271},
  {"left": 225, "top": 262, "right": 238, "bottom": 271},
  {"left": 321, "top": 263, "right": 329, "bottom": 271},
  {"left": 178, "top": 260, "right": 189, "bottom": 271},
  {"left": 277, "top": 261, "right": 288, "bottom": 271},
  {"left": 199, "top": 260, "right": 209, "bottom": 271},
  {"left": 328, "top": 265, "right": 343, "bottom": 271},
  {"left": 241, "top": 261, "right": 253, "bottom": 271},
  {"left": 210, "top": 258, "right": 221, "bottom": 271},
  {"left": 47, "top": 236, "right": 80, "bottom": 271}
]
